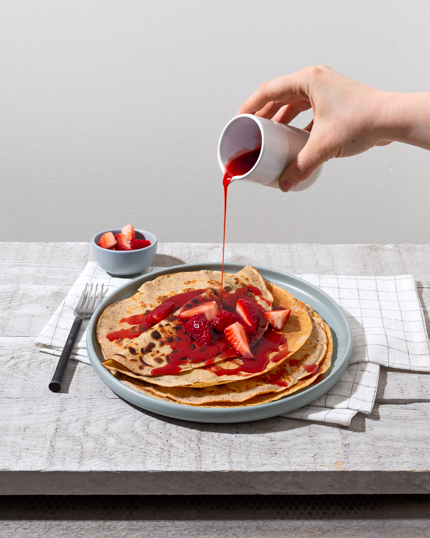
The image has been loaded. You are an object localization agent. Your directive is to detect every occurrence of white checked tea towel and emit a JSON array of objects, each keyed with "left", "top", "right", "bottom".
[{"left": 35, "top": 263, "right": 430, "bottom": 427}]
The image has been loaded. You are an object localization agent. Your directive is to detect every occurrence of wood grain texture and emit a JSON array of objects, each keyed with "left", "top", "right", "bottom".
[
  {"left": 1, "top": 242, "right": 430, "bottom": 282},
  {"left": 3, "top": 394, "right": 430, "bottom": 474},
  {"left": 0, "top": 286, "right": 71, "bottom": 337},
  {"left": 1, "top": 242, "right": 430, "bottom": 494},
  {"left": 1, "top": 519, "right": 430, "bottom": 537}
]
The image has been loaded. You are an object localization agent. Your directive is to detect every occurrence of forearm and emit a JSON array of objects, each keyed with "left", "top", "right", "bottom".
[{"left": 380, "top": 91, "right": 430, "bottom": 150}]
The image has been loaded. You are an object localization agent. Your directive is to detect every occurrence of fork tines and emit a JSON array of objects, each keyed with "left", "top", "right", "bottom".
[{"left": 76, "top": 283, "right": 105, "bottom": 315}]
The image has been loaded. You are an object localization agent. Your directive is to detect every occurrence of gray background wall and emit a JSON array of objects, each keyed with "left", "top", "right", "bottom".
[{"left": 1, "top": 0, "right": 429, "bottom": 244}]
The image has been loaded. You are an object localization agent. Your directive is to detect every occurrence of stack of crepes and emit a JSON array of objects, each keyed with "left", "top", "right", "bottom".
[{"left": 97, "top": 266, "right": 333, "bottom": 407}]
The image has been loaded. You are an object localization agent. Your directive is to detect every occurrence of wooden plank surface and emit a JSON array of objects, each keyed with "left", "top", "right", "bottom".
[
  {"left": 1, "top": 242, "right": 430, "bottom": 494},
  {"left": 1, "top": 242, "right": 430, "bottom": 284},
  {"left": 1, "top": 518, "right": 430, "bottom": 537}
]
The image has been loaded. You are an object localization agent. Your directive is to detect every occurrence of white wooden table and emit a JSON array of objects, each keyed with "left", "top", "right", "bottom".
[{"left": 2, "top": 242, "right": 430, "bottom": 495}]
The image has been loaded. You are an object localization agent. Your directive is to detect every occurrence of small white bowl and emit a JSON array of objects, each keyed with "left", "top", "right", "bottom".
[{"left": 91, "top": 228, "right": 158, "bottom": 277}]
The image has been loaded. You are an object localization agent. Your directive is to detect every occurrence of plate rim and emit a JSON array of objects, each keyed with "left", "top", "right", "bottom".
[{"left": 86, "top": 262, "right": 353, "bottom": 423}]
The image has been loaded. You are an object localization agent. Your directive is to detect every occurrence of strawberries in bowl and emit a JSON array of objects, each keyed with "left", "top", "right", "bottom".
[
  {"left": 92, "top": 225, "right": 157, "bottom": 277},
  {"left": 98, "top": 224, "right": 152, "bottom": 251}
]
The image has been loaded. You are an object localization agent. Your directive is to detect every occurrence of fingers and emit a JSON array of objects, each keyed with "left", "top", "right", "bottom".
[
  {"left": 279, "top": 132, "right": 329, "bottom": 192},
  {"left": 237, "top": 68, "right": 312, "bottom": 115},
  {"left": 271, "top": 99, "right": 312, "bottom": 124},
  {"left": 255, "top": 97, "right": 297, "bottom": 119}
]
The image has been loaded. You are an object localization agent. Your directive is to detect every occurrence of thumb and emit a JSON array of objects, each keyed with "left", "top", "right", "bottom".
[{"left": 279, "top": 133, "right": 328, "bottom": 192}]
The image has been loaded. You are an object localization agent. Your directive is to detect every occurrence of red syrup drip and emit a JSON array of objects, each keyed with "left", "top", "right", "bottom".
[
  {"left": 304, "top": 364, "right": 320, "bottom": 374},
  {"left": 150, "top": 286, "right": 267, "bottom": 376},
  {"left": 246, "top": 285, "right": 271, "bottom": 306},
  {"left": 220, "top": 146, "right": 261, "bottom": 307},
  {"left": 209, "top": 327, "right": 288, "bottom": 377},
  {"left": 106, "top": 288, "right": 207, "bottom": 341},
  {"left": 150, "top": 324, "right": 235, "bottom": 375},
  {"left": 261, "top": 369, "right": 290, "bottom": 388},
  {"left": 151, "top": 364, "right": 182, "bottom": 376}
]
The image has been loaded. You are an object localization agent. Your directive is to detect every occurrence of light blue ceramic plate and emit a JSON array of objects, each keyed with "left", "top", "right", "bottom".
[{"left": 87, "top": 263, "right": 353, "bottom": 423}]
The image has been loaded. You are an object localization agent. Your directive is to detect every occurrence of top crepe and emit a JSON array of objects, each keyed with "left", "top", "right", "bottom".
[
  {"left": 97, "top": 266, "right": 274, "bottom": 377},
  {"left": 100, "top": 274, "right": 313, "bottom": 388}
]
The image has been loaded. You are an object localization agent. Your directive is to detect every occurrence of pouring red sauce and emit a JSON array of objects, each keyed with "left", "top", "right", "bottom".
[{"left": 221, "top": 146, "right": 261, "bottom": 306}]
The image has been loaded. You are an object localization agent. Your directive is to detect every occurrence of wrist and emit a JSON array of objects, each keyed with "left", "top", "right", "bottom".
[
  {"left": 372, "top": 90, "right": 403, "bottom": 143},
  {"left": 376, "top": 91, "right": 430, "bottom": 149}
]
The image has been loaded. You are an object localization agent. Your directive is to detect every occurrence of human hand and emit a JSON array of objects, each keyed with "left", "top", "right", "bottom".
[{"left": 237, "top": 66, "right": 395, "bottom": 192}]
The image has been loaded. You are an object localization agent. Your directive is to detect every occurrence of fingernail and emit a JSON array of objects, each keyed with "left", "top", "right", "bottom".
[{"left": 280, "top": 180, "right": 296, "bottom": 192}]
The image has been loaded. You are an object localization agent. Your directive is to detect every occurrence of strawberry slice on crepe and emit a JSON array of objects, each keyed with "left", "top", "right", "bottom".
[
  {"left": 264, "top": 309, "right": 291, "bottom": 330},
  {"left": 147, "top": 301, "right": 176, "bottom": 327},
  {"left": 224, "top": 322, "right": 253, "bottom": 359},
  {"left": 236, "top": 299, "right": 260, "bottom": 330},
  {"left": 178, "top": 301, "right": 219, "bottom": 322}
]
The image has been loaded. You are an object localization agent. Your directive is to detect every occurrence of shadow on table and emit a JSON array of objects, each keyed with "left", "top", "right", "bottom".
[
  {"left": 122, "top": 398, "right": 366, "bottom": 435},
  {"left": 56, "top": 359, "right": 79, "bottom": 394},
  {"left": 153, "top": 254, "right": 186, "bottom": 267},
  {"left": 105, "top": 254, "right": 187, "bottom": 279}
]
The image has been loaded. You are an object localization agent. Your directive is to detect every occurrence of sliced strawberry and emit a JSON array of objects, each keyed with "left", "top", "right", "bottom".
[
  {"left": 184, "top": 313, "right": 212, "bottom": 345},
  {"left": 130, "top": 239, "right": 151, "bottom": 250},
  {"left": 178, "top": 301, "right": 219, "bottom": 322},
  {"left": 224, "top": 322, "right": 253, "bottom": 359},
  {"left": 115, "top": 233, "right": 131, "bottom": 250},
  {"left": 242, "top": 323, "right": 257, "bottom": 338},
  {"left": 98, "top": 232, "right": 117, "bottom": 250},
  {"left": 236, "top": 299, "right": 260, "bottom": 330},
  {"left": 211, "top": 310, "right": 240, "bottom": 333},
  {"left": 264, "top": 309, "right": 291, "bottom": 330},
  {"left": 147, "top": 301, "right": 175, "bottom": 326},
  {"left": 121, "top": 223, "right": 135, "bottom": 241}
]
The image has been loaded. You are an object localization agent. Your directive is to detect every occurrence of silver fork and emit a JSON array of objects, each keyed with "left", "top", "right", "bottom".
[{"left": 49, "top": 283, "right": 105, "bottom": 393}]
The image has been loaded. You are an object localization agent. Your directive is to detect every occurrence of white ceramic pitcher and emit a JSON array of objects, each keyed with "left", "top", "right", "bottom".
[{"left": 217, "top": 114, "right": 323, "bottom": 191}]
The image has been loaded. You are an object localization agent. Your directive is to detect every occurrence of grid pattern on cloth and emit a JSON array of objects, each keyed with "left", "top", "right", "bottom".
[
  {"left": 299, "top": 274, "right": 430, "bottom": 372},
  {"left": 35, "top": 263, "right": 430, "bottom": 427},
  {"left": 280, "top": 362, "right": 380, "bottom": 427}
]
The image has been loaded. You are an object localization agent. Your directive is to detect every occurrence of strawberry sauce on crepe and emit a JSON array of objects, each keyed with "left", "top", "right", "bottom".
[
  {"left": 97, "top": 266, "right": 274, "bottom": 377},
  {"left": 103, "top": 281, "right": 313, "bottom": 388}
]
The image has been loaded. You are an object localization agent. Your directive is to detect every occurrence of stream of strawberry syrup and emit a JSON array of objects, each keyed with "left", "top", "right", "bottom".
[{"left": 221, "top": 146, "right": 261, "bottom": 307}]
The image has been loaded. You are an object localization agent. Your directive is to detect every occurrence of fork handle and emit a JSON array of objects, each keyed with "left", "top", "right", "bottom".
[{"left": 49, "top": 317, "right": 83, "bottom": 393}]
